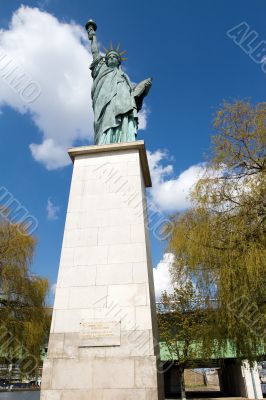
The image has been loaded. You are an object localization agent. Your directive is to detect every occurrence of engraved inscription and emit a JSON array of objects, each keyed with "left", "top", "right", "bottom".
[
  {"left": 81, "top": 321, "right": 115, "bottom": 338},
  {"left": 79, "top": 320, "right": 121, "bottom": 347}
]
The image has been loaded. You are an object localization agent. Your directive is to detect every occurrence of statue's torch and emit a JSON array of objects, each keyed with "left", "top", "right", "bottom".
[{"left": 85, "top": 19, "right": 97, "bottom": 40}]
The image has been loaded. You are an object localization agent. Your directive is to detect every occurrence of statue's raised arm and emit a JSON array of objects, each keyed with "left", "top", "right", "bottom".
[
  {"left": 85, "top": 20, "right": 100, "bottom": 61},
  {"left": 85, "top": 19, "right": 152, "bottom": 145}
]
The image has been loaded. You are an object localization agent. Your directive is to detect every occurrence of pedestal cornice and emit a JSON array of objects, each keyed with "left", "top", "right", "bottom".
[{"left": 68, "top": 140, "right": 152, "bottom": 188}]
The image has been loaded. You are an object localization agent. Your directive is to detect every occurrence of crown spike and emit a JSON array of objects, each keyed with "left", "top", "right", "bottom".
[{"left": 103, "top": 41, "right": 127, "bottom": 62}]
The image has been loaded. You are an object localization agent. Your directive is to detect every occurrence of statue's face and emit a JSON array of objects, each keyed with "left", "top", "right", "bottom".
[{"left": 107, "top": 53, "right": 120, "bottom": 68}]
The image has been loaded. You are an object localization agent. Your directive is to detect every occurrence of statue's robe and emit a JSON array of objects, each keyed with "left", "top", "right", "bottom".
[{"left": 90, "top": 57, "right": 138, "bottom": 144}]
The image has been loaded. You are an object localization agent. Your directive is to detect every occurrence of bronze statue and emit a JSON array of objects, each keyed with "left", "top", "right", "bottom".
[{"left": 85, "top": 20, "right": 152, "bottom": 145}]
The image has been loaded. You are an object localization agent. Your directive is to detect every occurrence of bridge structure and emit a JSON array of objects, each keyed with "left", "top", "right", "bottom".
[{"left": 160, "top": 340, "right": 265, "bottom": 399}]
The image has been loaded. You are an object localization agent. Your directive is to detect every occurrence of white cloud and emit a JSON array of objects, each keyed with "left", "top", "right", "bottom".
[
  {"left": 47, "top": 282, "right": 56, "bottom": 306},
  {"left": 0, "top": 6, "right": 93, "bottom": 169},
  {"left": 51, "top": 282, "right": 57, "bottom": 294},
  {"left": 30, "top": 138, "right": 69, "bottom": 171},
  {"left": 138, "top": 104, "right": 148, "bottom": 130},
  {"left": 0, "top": 6, "right": 150, "bottom": 170},
  {"left": 153, "top": 253, "right": 199, "bottom": 301},
  {"left": 147, "top": 150, "right": 206, "bottom": 212},
  {"left": 153, "top": 253, "right": 175, "bottom": 300},
  {"left": 46, "top": 198, "right": 60, "bottom": 220}
]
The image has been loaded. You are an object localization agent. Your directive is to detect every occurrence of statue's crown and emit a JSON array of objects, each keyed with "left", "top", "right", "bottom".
[{"left": 103, "top": 42, "right": 127, "bottom": 62}]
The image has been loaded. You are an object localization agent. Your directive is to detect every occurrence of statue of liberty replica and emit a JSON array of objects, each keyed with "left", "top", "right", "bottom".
[
  {"left": 85, "top": 20, "right": 152, "bottom": 145},
  {"left": 41, "top": 19, "right": 162, "bottom": 400}
]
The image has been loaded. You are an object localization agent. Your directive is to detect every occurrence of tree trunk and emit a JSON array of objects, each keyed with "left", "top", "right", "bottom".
[{"left": 178, "top": 366, "right": 186, "bottom": 400}]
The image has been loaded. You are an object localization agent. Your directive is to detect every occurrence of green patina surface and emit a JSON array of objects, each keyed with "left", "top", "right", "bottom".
[{"left": 85, "top": 19, "right": 152, "bottom": 145}]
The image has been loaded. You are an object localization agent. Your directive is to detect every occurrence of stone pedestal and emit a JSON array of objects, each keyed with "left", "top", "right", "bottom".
[{"left": 41, "top": 141, "right": 164, "bottom": 400}]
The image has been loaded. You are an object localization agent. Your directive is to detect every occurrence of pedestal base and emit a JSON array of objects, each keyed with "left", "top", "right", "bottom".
[{"left": 41, "top": 141, "right": 163, "bottom": 400}]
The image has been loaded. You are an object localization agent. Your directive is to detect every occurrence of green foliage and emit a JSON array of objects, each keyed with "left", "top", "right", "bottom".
[
  {"left": 158, "top": 281, "right": 215, "bottom": 366},
  {"left": 166, "top": 101, "right": 266, "bottom": 360},
  {"left": 0, "top": 217, "right": 50, "bottom": 376}
]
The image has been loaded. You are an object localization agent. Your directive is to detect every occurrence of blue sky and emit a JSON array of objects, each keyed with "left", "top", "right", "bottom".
[{"left": 0, "top": 0, "right": 265, "bottom": 302}]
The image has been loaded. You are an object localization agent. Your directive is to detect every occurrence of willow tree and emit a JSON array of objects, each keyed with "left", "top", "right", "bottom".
[
  {"left": 158, "top": 279, "right": 215, "bottom": 400},
  {"left": 0, "top": 216, "right": 49, "bottom": 377},
  {"left": 168, "top": 101, "right": 266, "bottom": 360}
]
